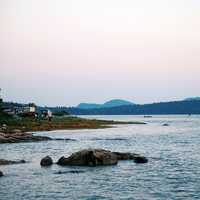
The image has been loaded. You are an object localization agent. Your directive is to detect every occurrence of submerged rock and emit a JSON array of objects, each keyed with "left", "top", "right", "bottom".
[
  {"left": 112, "top": 152, "right": 140, "bottom": 160},
  {"left": 55, "top": 170, "right": 85, "bottom": 174},
  {"left": 113, "top": 152, "right": 148, "bottom": 164},
  {"left": 40, "top": 156, "right": 53, "bottom": 167},
  {"left": 134, "top": 156, "right": 148, "bottom": 164},
  {"left": 0, "top": 159, "right": 26, "bottom": 165},
  {"left": 162, "top": 123, "right": 169, "bottom": 126},
  {"left": 57, "top": 149, "right": 118, "bottom": 166},
  {"left": 0, "top": 170, "right": 3, "bottom": 177},
  {"left": 54, "top": 138, "right": 77, "bottom": 142}
]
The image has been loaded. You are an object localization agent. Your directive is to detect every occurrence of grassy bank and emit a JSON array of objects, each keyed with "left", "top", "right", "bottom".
[{"left": 0, "top": 114, "right": 146, "bottom": 132}]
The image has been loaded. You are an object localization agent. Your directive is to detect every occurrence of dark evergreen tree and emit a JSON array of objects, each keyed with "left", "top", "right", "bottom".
[{"left": 0, "top": 88, "right": 3, "bottom": 112}]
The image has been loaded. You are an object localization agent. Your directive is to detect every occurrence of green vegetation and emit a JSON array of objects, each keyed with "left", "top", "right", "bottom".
[
  {"left": 0, "top": 99, "right": 2, "bottom": 112},
  {"left": 0, "top": 115, "right": 146, "bottom": 132},
  {"left": 52, "top": 111, "right": 69, "bottom": 117}
]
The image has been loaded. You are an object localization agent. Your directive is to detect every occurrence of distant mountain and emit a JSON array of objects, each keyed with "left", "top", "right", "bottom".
[
  {"left": 184, "top": 97, "right": 200, "bottom": 101},
  {"left": 77, "top": 103, "right": 102, "bottom": 109},
  {"left": 77, "top": 99, "right": 134, "bottom": 109},
  {"left": 103, "top": 99, "right": 134, "bottom": 107},
  {"left": 69, "top": 100, "right": 200, "bottom": 115}
]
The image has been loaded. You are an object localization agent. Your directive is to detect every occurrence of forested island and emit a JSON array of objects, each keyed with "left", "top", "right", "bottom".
[{"left": 51, "top": 99, "right": 200, "bottom": 115}]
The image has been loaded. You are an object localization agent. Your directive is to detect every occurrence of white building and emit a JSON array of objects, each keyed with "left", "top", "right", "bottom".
[{"left": 23, "top": 103, "right": 36, "bottom": 113}]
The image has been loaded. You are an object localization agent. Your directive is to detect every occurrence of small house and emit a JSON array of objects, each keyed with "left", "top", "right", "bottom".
[{"left": 23, "top": 103, "right": 36, "bottom": 114}]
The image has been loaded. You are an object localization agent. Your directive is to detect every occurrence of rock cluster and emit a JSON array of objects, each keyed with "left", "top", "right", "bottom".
[
  {"left": 0, "top": 132, "right": 52, "bottom": 143},
  {"left": 57, "top": 149, "right": 118, "bottom": 166},
  {"left": 55, "top": 149, "right": 148, "bottom": 167}
]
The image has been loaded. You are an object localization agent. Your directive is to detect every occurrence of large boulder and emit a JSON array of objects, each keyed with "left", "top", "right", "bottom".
[
  {"left": 57, "top": 149, "right": 118, "bottom": 166},
  {"left": 0, "top": 171, "right": 3, "bottom": 177},
  {"left": 56, "top": 149, "right": 148, "bottom": 167},
  {"left": 40, "top": 156, "right": 53, "bottom": 167}
]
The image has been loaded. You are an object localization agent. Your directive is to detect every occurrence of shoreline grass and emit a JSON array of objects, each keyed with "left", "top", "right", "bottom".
[{"left": 0, "top": 115, "right": 146, "bottom": 132}]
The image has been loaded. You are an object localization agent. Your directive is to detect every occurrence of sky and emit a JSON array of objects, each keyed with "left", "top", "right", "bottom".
[{"left": 0, "top": 0, "right": 200, "bottom": 106}]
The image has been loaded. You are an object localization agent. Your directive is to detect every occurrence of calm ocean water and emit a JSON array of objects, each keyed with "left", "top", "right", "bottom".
[{"left": 0, "top": 115, "right": 200, "bottom": 200}]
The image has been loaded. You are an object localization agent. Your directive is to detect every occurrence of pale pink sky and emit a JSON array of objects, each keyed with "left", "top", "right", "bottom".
[{"left": 0, "top": 0, "right": 200, "bottom": 106}]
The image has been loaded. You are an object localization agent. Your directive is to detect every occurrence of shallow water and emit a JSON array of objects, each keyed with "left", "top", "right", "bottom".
[{"left": 0, "top": 115, "right": 200, "bottom": 200}]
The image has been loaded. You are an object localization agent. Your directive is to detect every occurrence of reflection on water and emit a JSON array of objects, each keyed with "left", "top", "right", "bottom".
[{"left": 0, "top": 115, "right": 200, "bottom": 200}]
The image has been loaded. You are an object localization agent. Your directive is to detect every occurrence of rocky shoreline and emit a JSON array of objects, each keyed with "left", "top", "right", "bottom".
[
  {"left": 0, "top": 131, "right": 52, "bottom": 144},
  {"left": 0, "top": 116, "right": 146, "bottom": 144}
]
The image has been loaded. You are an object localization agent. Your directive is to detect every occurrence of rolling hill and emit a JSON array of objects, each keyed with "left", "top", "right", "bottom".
[{"left": 77, "top": 99, "right": 134, "bottom": 109}]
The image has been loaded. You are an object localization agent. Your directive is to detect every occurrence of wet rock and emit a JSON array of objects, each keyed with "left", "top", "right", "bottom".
[
  {"left": 0, "top": 159, "right": 26, "bottom": 165},
  {"left": 0, "top": 132, "right": 52, "bottom": 144},
  {"left": 40, "top": 156, "right": 53, "bottom": 167},
  {"left": 57, "top": 149, "right": 118, "bottom": 166},
  {"left": 0, "top": 170, "right": 3, "bottom": 177},
  {"left": 112, "top": 152, "right": 140, "bottom": 160},
  {"left": 163, "top": 123, "right": 169, "bottom": 126},
  {"left": 133, "top": 156, "right": 148, "bottom": 164}
]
